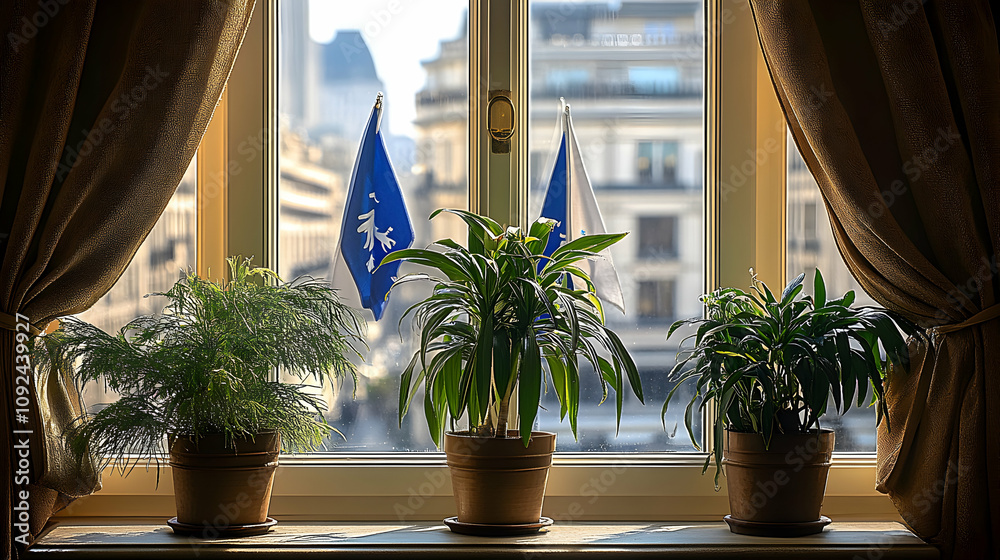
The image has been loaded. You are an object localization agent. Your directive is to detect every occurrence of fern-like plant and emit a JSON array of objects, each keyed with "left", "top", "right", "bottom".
[
  {"left": 36, "top": 257, "right": 366, "bottom": 474},
  {"left": 663, "top": 270, "right": 923, "bottom": 486},
  {"left": 382, "top": 209, "right": 643, "bottom": 448}
]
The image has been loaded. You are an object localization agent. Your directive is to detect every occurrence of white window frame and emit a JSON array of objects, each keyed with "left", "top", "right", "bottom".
[{"left": 56, "top": 0, "right": 895, "bottom": 522}]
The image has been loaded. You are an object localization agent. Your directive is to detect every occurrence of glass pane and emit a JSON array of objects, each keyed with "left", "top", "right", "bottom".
[
  {"left": 278, "top": 0, "right": 468, "bottom": 451},
  {"left": 786, "top": 131, "right": 880, "bottom": 452},
  {"left": 76, "top": 156, "right": 198, "bottom": 408},
  {"left": 529, "top": 1, "right": 704, "bottom": 451}
]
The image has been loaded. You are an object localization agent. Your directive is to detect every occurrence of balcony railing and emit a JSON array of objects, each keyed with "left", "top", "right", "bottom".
[
  {"left": 535, "top": 82, "right": 701, "bottom": 99},
  {"left": 542, "top": 31, "right": 704, "bottom": 50},
  {"left": 416, "top": 81, "right": 701, "bottom": 107},
  {"left": 415, "top": 90, "right": 467, "bottom": 107}
]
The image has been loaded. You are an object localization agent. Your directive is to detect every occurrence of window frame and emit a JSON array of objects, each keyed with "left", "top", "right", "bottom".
[{"left": 57, "top": 0, "right": 895, "bottom": 522}]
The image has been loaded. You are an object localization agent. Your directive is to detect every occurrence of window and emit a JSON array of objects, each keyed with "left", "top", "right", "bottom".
[
  {"left": 638, "top": 279, "right": 675, "bottom": 321},
  {"left": 629, "top": 66, "right": 680, "bottom": 95},
  {"left": 803, "top": 202, "right": 818, "bottom": 245},
  {"left": 636, "top": 141, "right": 680, "bottom": 186},
  {"left": 75, "top": 157, "right": 197, "bottom": 407},
  {"left": 529, "top": 0, "right": 703, "bottom": 452},
  {"left": 637, "top": 215, "right": 678, "bottom": 260},
  {"left": 277, "top": 0, "right": 468, "bottom": 452},
  {"left": 80, "top": 0, "right": 892, "bottom": 523},
  {"left": 638, "top": 141, "right": 653, "bottom": 183},
  {"left": 786, "top": 132, "right": 881, "bottom": 452}
]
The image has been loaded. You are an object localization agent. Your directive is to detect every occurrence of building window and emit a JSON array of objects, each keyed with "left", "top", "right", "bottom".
[
  {"left": 638, "top": 142, "right": 653, "bottom": 184},
  {"left": 636, "top": 141, "right": 679, "bottom": 186},
  {"left": 638, "top": 279, "right": 675, "bottom": 321},
  {"left": 629, "top": 66, "right": 679, "bottom": 95},
  {"left": 637, "top": 215, "right": 678, "bottom": 260}
]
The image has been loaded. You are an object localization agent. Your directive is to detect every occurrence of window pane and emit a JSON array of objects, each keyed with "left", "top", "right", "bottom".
[
  {"left": 75, "top": 156, "right": 198, "bottom": 407},
  {"left": 786, "top": 131, "right": 881, "bottom": 452},
  {"left": 638, "top": 279, "right": 675, "bottom": 321},
  {"left": 529, "top": 1, "right": 704, "bottom": 451},
  {"left": 638, "top": 215, "right": 677, "bottom": 259},
  {"left": 278, "top": 0, "right": 468, "bottom": 451}
]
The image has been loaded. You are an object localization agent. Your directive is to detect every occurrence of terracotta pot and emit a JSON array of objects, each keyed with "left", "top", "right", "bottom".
[
  {"left": 723, "top": 429, "right": 834, "bottom": 534},
  {"left": 168, "top": 432, "right": 280, "bottom": 529},
  {"left": 444, "top": 431, "right": 556, "bottom": 525}
]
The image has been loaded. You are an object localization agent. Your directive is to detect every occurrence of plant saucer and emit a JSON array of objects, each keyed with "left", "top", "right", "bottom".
[
  {"left": 444, "top": 516, "right": 553, "bottom": 536},
  {"left": 167, "top": 517, "right": 277, "bottom": 537}
]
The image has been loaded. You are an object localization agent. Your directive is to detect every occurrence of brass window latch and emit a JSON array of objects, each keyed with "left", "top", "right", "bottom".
[{"left": 488, "top": 91, "right": 514, "bottom": 154}]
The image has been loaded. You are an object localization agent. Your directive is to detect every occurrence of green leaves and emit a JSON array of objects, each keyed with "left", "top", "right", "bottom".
[
  {"left": 782, "top": 273, "right": 805, "bottom": 303},
  {"left": 813, "top": 268, "right": 826, "bottom": 307},
  {"left": 42, "top": 256, "right": 369, "bottom": 471},
  {"left": 663, "top": 268, "right": 924, "bottom": 482},
  {"left": 519, "top": 334, "right": 542, "bottom": 446},
  {"left": 389, "top": 209, "right": 639, "bottom": 446}
]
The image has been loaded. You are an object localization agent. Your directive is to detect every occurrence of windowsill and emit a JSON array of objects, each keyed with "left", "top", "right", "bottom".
[
  {"left": 29, "top": 518, "right": 939, "bottom": 559},
  {"left": 51, "top": 455, "right": 901, "bottom": 522}
]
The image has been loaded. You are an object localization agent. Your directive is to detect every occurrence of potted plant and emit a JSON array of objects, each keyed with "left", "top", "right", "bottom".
[
  {"left": 36, "top": 257, "right": 366, "bottom": 537},
  {"left": 382, "top": 209, "right": 643, "bottom": 535},
  {"left": 663, "top": 270, "right": 922, "bottom": 537}
]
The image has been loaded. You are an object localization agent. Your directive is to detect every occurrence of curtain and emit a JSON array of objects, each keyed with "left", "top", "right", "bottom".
[
  {"left": 748, "top": 1, "right": 999, "bottom": 558},
  {"left": 0, "top": 0, "right": 254, "bottom": 555}
]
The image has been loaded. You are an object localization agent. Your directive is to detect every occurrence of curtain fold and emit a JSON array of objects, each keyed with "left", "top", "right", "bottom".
[
  {"left": 0, "top": 0, "right": 254, "bottom": 555},
  {"left": 749, "top": 1, "right": 999, "bottom": 558}
]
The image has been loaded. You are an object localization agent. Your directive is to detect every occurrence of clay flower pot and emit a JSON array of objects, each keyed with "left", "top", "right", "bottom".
[
  {"left": 167, "top": 432, "right": 280, "bottom": 537},
  {"left": 722, "top": 429, "right": 835, "bottom": 537},
  {"left": 443, "top": 430, "right": 556, "bottom": 534}
]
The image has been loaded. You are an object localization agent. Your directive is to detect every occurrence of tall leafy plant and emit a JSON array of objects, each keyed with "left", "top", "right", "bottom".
[
  {"left": 383, "top": 209, "right": 643, "bottom": 447},
  {"left": 663, "top": 270, "right": 923, "bottom": 485},
  {"left": 36, "top": 257, "right": 366, "bottom": 473}
]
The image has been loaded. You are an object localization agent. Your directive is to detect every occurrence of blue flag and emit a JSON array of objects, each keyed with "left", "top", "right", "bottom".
[
  {"left": 539, "top": 135, "right": 569, "bottom": 259},
  {"left": 538, "top": 101, "right": 625, "bottom": 313},
  {"left": 336, "top": 95, "right": 414, "bottom": 320}
]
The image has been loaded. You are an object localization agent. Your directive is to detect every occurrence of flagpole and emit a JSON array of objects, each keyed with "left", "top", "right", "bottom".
[
  {"left": 562, "top": 99, "right": 572, "bottom": 245},
  {"left": 333, "top": 96, "right": 381, "bottom": 278},
  {"left": 374, "top": 91, "right": 384, "bottom": 132}
]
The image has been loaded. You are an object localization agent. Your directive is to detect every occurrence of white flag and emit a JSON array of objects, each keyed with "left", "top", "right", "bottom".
[{"left": 537, "top": 100, "right": 626, "bottom": 314}]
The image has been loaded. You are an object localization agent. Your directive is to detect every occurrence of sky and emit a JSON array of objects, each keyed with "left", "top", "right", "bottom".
[{"left": 308, "top": 0, "right": 468, "bottom": 137}]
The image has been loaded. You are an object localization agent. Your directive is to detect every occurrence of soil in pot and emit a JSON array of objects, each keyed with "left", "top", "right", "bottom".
[
  {"left": 168, "top": 432, "right": 280, "bottom": 537},
  {"left": 444, "top": 430, "right": 556, "bottom": 530},
  {"left": 722, "top": 429, "right": 834, "bottom": 537}
]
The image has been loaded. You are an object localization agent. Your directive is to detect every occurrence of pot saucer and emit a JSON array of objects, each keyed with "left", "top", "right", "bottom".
[
  {"left": 724, "top": 514, "right": 831, "bottom": 537},
  {"left": 444, "top": 516, "right": 553, "bottom": 536},
  {"left": 167, "top": 517, "right": 277, "bottom": 537}
]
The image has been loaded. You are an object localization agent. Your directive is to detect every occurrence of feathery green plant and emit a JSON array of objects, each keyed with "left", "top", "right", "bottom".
[
  {"left": 663, "top": 269, "right": 923, "bottom": 486},
  {"left": 382, "top": 209, "right": 643, "bottom": 448},
  {"left": 36, "top": 257, "right": 366, "bottom": 475}
]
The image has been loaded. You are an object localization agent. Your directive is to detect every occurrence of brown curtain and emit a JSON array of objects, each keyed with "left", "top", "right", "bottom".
[
  {"left": 0, "top": 0, "right": 254, "bottom": 556},
  {"left": 749, "top": 1, "right": 999, "bottom": 558}
]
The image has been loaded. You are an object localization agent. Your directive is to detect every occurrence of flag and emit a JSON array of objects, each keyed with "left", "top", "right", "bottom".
[
  {"left": 538, "top": 100, "right": 626, "bottom": 314},
  {"left": 331, "top": 93, "right": 414, "bottom": 320}
]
